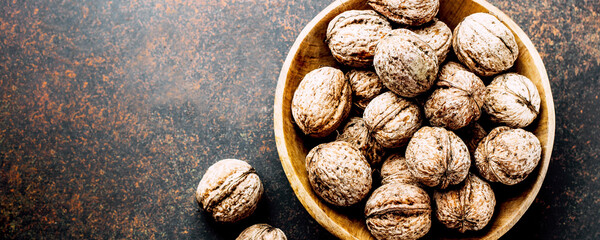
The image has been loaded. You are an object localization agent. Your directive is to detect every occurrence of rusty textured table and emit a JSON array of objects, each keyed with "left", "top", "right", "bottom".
[{"left": 0, "top": 0, "right": 598, "bottom": 239}]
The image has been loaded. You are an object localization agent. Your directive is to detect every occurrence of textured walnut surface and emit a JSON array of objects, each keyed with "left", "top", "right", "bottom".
[
  {"left": 236, "top": 224, "right": 287, "bottom": 240},
  {"left": 196, "top": 159, "right": 263, "bottom": 223},
  {"left": 484, "top": 73, "right": 542, "bottom": 128},
  {"left": 412, "top": 18, "right": 453, "bottom": 63},
  {"left": 453, "top": 13, "right": 519, "bottom": 76},
  {"left": 438, "top": 61, "right": 469, "bottom": 83},
  {"left": 291, "top": 67, "right": 351, "bottom": 138},
  {"left": 374, "top": 29, "right": 439, "bottom": 98},
  {"left": 305, "top": 141, "right": 372, "bottom": 207},
  {"left": 368, "top": 0, "right": 439, "bottom": 26},
  {"left": 365, "top": 183, "right": 431, "bottom": 240},
  {"left": 380, "top": 153, "right": 421, "bottom": 186},
  {"left": 363, "top": 92, "right": 423, "bottom": 149},
  {"left": 434, "top": 173, "right": 496, "bottom": 233},
  {"left": 406, "top": 126, "right": 470, "bottom": 189},
  {"left": 336, "top": 117, "right": 386, "bottom": 165},
  {"left": 475, "top": 126, "right": 542, "bottom": 185},
  {"left": 425, "top": 70, "right": 486, "bottom": 130},
  {"left": 346, "top": 69, "right": 386, "bottom": 110},
  {"left": 326, "top": 10, "right": 392, "bottom": 67}
]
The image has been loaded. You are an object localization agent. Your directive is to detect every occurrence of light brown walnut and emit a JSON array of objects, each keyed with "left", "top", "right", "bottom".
[
  {"left": 453, "top": 13, "right": 519, "bottom": 76},
  {"left": 346, "top": 69, "right": 385, "bottom": 111},
  {"left": 363, "top": 92, "right": 423, "bottom": 149},
  {"left": 291, "top": 67, "right": 352, "bottom": 138},
  {"left": 374, "top": 29, "right": 438, "bottom": 98},
  {"left": 305, "top": 141, "right": 372, "bottom": 207},
  {"left": 380, "top": 153, "right": 421, "bottom": 186},
  {"left": 326, "top": 10, "right": 392, "bottom": 67},
  {"left": 412, "top": 18, "right": 453, "bottom": 63},
  {"left": 474, "top": 126, "right": 542, "bottom": 185},
  {"left": 406, "top": 126, "right": 470, "bottom": 189},
  {"left": 195, "top": 159, "right": 263, "bottom": 223},
  {"left": 484, "top": 73, "right": 541, "bottom": 128},
  {"left": 336, "top": 117, "right": 386, "bottom": 166},
  {"left": 438, "top": 61, "right": 469, "bottom": 83},
  {"left": 236, "top": 224, "right": 287, "bottom": 240},
  {"left": 365, "top": 183, "right": 431, "bottom": 240},
  {"left": 368, "top": 0, "right": 439, "bottom": 26}
]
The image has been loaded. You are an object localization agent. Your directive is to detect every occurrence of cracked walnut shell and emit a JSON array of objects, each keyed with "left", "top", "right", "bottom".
[
  {"left": 305, "top": 141, "right": 372, "bottom": 207},
  {"left": 406, "top": 126, "right": 470, "bottom": 189},
  {"left": 368, "top": 0, "right": 439, "bottom": 26},
  {"left": 196, "top": 159, "right": 263, "bottom": 223},
  {"left": 484, "top": 73, "right": 541, "bottom": 128},
  {"left": 412, "top": 18, "right": 453, "bottom": 63},
  {"left": 346, "top": 69, "right": 385, "bottom": 111},
  {"left": 236, "top": 224, "right": 287, "bottom": 240},
  {"left": 336, "top": 117, "right": 386, "bottom": 166},
  {"left": 434, "top": 173, "right": 496, "bottom": 232},
  {"left": 291, "top": 67, "right": 352, "bottom": 138},
  {"left": 380, "top": 153, "right": 421, "bottom": 186},
  {"left": 365, "top": 183, "right": 432, "bottom": 240},
  {"left": 453, "top": 13, "right": 519, "bottom": 76},
  {"left": 326, "top": 10, "right": 392, "bottom": 67},
  {"left": 363, "top": 92, "right": 423, "bottom": 149},
  {"left": 474, "top": 126, "right": 542, "bottom": 185}
]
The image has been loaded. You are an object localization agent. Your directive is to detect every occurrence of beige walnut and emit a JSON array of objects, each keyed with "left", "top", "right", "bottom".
[
  {"left": 346, "top": 69, "right": 385, "bottom": 111},
  {"left": 291, "top": 67, "right": 352, "bottom": 138},
  {"left": 438, "top": 61, "right": 469, "bottom": 83},
  {"left": 453, "top": 13, "right": 519, "bottom": 76},
  {"left": 326, "top": 10, "right": 392, "bottom": 67},
  {"left": 336, "top": 117, "right": 386, "bottom": 166},
  {"left": 484, "top": 73, "right": 541, "bottom": 128},
  {"left": 305, "top": 141, "right": 372, "bottom": 207},
  {"left": 363, "top": 92, "right": 423, "bottom": 149},
  {"left": 365, "top": 183, "right": 431, "bottom": 240},
  {"left": 380, "top": 153, "right": 421, "bottom": 186},
  {"left": 406, "top": 126, "right": 470, "bottom": 189},
  {"left": 368, "top": 0, "right": 439, "bottom": 26},
  {"left": 374, "top": 29, "right": 438, "bottom": 98},
  {"left": 434, "top": 173, "right": 496, "bottom": 233},
  {"left": 412, "top": 18, "right": 453, "bottom": 63},
  {"left": 195, "top": 159, "right": 263, "bottom": 223},
  {"left": 475, "top": 126, "right": 542, "bottom": 185},
  {"left": 236, "top": 224, "right": 287, "bottom": 240}
]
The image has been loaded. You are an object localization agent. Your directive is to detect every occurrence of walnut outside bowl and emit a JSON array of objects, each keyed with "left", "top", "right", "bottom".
[{"left": 273, "top": 0, "right": 555, "bottom": 239}]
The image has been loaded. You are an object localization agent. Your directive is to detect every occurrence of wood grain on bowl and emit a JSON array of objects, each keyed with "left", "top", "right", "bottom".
[{"left": 274, "top": 0, "right": 555, "bottom": 239}]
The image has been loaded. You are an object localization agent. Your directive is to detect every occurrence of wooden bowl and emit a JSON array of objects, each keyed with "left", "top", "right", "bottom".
[{"left": 274, "top": 0, "right": 555, "bottom": 239}]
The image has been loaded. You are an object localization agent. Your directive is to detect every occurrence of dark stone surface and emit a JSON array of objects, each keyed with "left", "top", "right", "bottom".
[{"left": 0, "top": 0, "right": 598, "bottom": 239}]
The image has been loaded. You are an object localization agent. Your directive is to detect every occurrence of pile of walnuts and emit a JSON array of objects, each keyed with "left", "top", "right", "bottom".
[{"left": 291, "top": 1, "right": 543, "bottom": 239}]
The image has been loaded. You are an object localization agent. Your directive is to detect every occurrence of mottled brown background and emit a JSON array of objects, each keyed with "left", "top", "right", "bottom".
[{"left": 0, "top": 0, "right": 598, "bottom": 239}]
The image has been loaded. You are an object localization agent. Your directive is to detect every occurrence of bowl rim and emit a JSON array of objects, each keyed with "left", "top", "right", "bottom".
[{"left": 273, "top": 0, "right": 556, "bottom": 239}]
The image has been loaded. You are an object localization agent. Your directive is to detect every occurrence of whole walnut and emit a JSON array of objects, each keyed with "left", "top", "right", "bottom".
[
  {"left": 305, "top": 141, "right": 372, "bottom": 207},
  {"left": 365, "top": 183, "right": 431, "bottom": 240},
  {"left": 368, "top": 0, "right": 439, "bottom": 26},
  {"left": 453, "top": 13, "right": 519, "bottom": 76},
  {"left": 438, "top": 61, "right": 469, "bottom": 83},
  {"left": 291, "top": 67, "right": 352, "bottom": 138},
  {"left": 374, "top": 29, "right": 438, "bottom": 98},
  {"left": 456, "top": 122, "right": 488, "bottom": 155},
  {"left": 363, "top": 92, "right": 423, "bottom": 149},
  {"left": 412, "top": 18, "right": 453, "bottom": 63},
  {"left": 380, "top": 153, "right": 421, "bottom": 186},
  {"left": 326, "top": 10, "right": 392, "bottom": 67},
  {"left": 425, "top": 70, "right": 486, "bottom": 130},
  {"left": 336, "top": 117, "right": 386, "bottom": 165},
  {"left": 346, "top": 69, "right": 385, "bottom": 111},
  {"left": 196, "top": 159, "right": 263, "bottom": 223},
  {"left": 434, "top": 173, "right": 496, "bottom": 233},
  {"left": 474, "top": 126, "right": 542, "bottom": 185},
  {"left": 406, "top": 126, "right": 470, "bottom": 189},
  {"left": 484, "top": 73, "right": 541, "bottom": 128},
  {"left": 236, "top": 224, "right": 287, "bottom": 240}
]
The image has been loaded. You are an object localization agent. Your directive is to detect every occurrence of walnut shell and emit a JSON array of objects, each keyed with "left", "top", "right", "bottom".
[
  {"left": 368, "top": 0, "right": 439, "bottom": 26},
  {"left": 412, "top": 18, "right": 453, "bottom": 63},
  {"left": 380, "top": 153, "right": 421, "bottom": 186},
  {"left": 346, "top": 69, "right": 386, "bottom": 110},
  {"left": 365, "top": 183, "right": 432, "bottom": 240},
  {"left": 363, "top": 92, "right": 423, "bottom": 149},
  {"left": 456, "top": 122, "right": 488, "bottom": 155},
  {"left": 474, "top": 126, "right": 542, "bottom": 185},
  {"left": 336, "top": 117, "right": 386, "bottom": 165},
  {"left": 425, "top": 70, "right": 486, "bottom": 130},
  {"left": 438, "top": 61, "right": 469, "bottom": 83},
  {"left": 326, "top": 10, "right": 392, "bottom": 67},
  {"left": 484, "top": 73, "right": 541, "bottom": 128},
  {"left": 306, "top": 141, "right": 372, "bottom": 206},
  {"left": 434, "top": 173, "right": 496, "bottom": 233},
  {"left": 406, "top": 126, "right": 470, "bottom": 189},
  {"left": 236, "top": 224, "right": 287, "bottom": 240},
  {"left": 196, "top": 159, "right": 263, "bottom": 223},
  {"left": 291, "top": 67, "right": 352, "bottom": 138},
  {"left": 453, "top": 13, "right": 519, "bottom": 76},
  {"left": 374, "top": 29, "right": 439, "bottom": 98}
]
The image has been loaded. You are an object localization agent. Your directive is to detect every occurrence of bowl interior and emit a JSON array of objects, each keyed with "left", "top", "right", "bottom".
[{"left": 274, "top": 0, "right": 555, "bottom": 239}]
